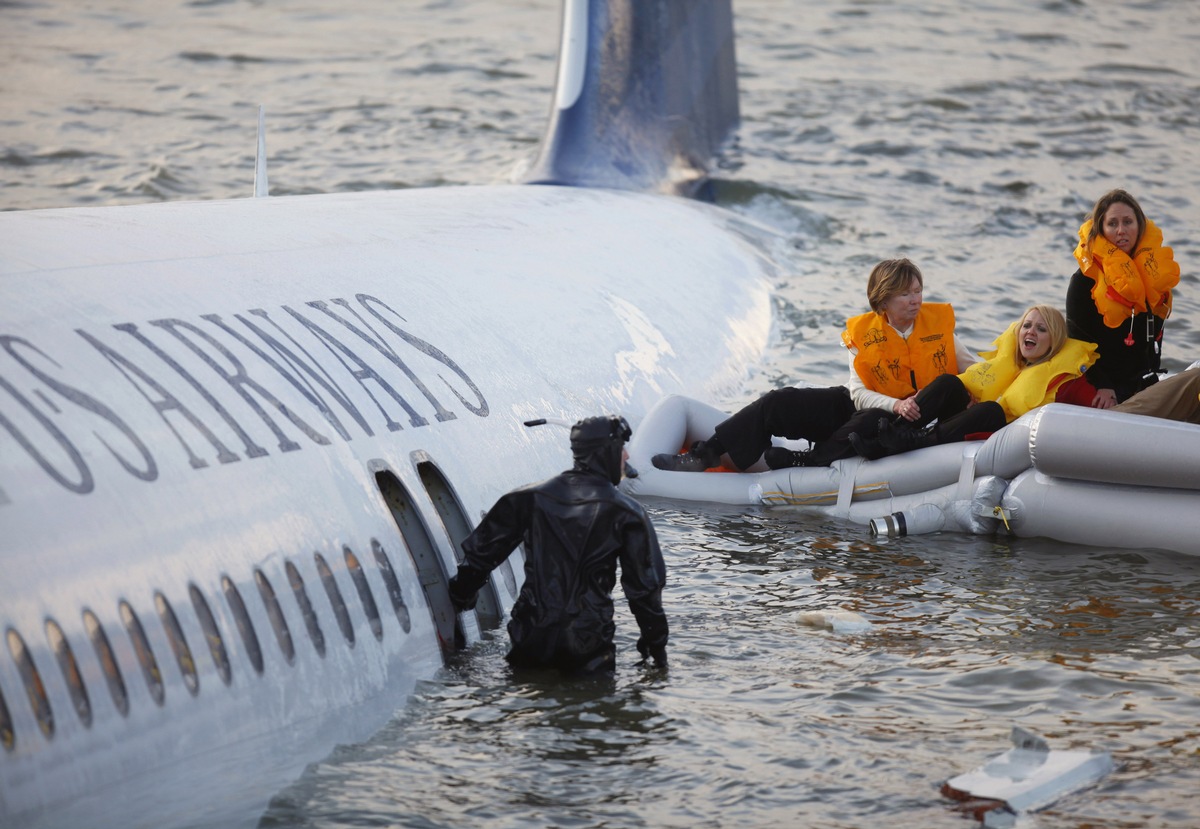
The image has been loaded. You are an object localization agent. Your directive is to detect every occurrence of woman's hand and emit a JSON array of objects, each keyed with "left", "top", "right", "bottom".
[
  {"left": 893, "top": 396, "right": 920, "bottom": 421},
  {"left": 1092, "top": 388, "right": 1118, "bottom": 409}
]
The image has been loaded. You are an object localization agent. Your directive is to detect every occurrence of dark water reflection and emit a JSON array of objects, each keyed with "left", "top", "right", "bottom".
[{"left": 264, "top": 501, "right": 1200, "bottom": 828}]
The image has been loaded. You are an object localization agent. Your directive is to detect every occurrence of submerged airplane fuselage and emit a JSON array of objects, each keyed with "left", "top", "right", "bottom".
[
  {"left": 1, "top": 186, "right": 774, "bottom": 828},
  {"left": 0, "top": 1, "right": 768, "bottom": 825}
]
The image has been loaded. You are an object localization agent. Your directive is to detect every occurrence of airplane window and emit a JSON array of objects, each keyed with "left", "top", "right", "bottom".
[
  {"left": 255, "top": 570, "right": 295, "bottom": 664},
  {"left": 221, "top": 577, "right": 264, "bottom": 675},
  {"left": 285, "top": 561, "right": 325, "bottom": 657},
  {"left": 344, "top": 547, "right": 383, "bottom": 642},
  {"left": 371, "top": 538, "right": 411, "bottom": 633},
  {"left": 119, "top": 601, "right": 164, "bottom": 706},
  {"left": 45, "top": 618, "right": 92, "bottom": 727},
  {"left": 0, "top": 679, "right": 12, "bottom": 750},
  {"left": 6, "top": 628, "right": 53, "bottom": 738},
  {"left": 154, "top": 593, "right": 198, "bottom": 696},
  {"left": 314, "top": 553, "right": 355, "bottom": 646},
  {"left": 83, "top": 609, "right": 129, "bottom": 716},
  {"left": 189, "top": 585, "right": 231, "bottom": 685}
]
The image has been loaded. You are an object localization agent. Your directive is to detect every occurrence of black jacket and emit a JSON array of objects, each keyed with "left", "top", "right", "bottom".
[
  {"left": 451, "top": 465, "right": 668, "bottom": 673},
  {"left": 1066, "top": 268, "right": 1163, "bottom": 401}
]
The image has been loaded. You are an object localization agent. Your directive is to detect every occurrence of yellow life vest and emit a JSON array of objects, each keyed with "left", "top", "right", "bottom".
[
  {"left": 842, "top": 303, "right": 957, "bottom": 398},
  {"left": 1073, "top": 218, "right": 1179, "bottom": 328},
  {"left": 958, "top": 322, "right": 1098, "bottom": 422}
]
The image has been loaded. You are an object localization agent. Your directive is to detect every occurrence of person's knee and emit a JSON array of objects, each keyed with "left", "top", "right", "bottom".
[
  {"left": 763, "top": 387, "right": 805, "bottom": 406},
  {"left": 767, "top": 385, "right": 851, "bottom": 413},
  {"left": 927, "top": 372, "right": 967, "bottom": 401},
  {"left": 976, "top": 401, "right": 1006, "bottom": 431}
]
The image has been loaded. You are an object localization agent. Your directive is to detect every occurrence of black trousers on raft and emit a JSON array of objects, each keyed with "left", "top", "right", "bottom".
[
  {"left": 710, "top": 378, "right": 1009, "bottom": 470},
  {"left": 712, "top": 385, "right": 875, "bottom": 469},
  {"left": 909, "top": 374, "right": 1007, "bottom": 443}
]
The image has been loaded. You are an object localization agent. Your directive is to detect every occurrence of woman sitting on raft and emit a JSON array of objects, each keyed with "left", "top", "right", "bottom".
[
  {"left": 652, "top": 258, "right": 977, "bottom": 472},
  {"left": 847, "top": 305, "right": 1097, "bottom": 460},
  {"left": 1062, "top": 188, "right": 1200, "bottom": 424},
  {"left": 1066, "top": 188, "right": 1180, "bottom": 408}
]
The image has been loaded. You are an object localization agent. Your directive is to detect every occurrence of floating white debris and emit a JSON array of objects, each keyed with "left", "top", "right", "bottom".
[
  {"left": 942, "top": 726, "right": 1114, "bottom": 827},
  {"left": 795, "top": 609, "right": 871, "bottom": 634}
]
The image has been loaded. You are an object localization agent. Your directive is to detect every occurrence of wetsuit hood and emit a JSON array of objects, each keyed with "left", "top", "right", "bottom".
[{"left": 570, "top": 415, "right": 631, "bottom": 485}]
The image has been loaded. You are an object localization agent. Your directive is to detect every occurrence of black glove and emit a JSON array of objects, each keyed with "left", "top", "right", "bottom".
[
  {"left": 636, "top": 637, "right": 667, "bottom": 669},
  {"left": 447, "top": 573, "right": 478, "bottom": 612}
]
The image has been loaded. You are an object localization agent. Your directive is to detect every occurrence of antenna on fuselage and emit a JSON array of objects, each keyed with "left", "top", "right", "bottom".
[
  {"left": 523, "top": 418, "right": 573, "bottom": 429},
  {"left": 253, "top": 105, "right": 269, "bottom": 197},
  {"left": 523, "top": 417, "right": 638, "bottom": 479}
]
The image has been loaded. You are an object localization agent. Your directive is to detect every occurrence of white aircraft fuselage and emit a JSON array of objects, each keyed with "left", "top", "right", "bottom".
[
  {"left": 1, "top": 1, "right": 768, "bottom": 824},
  {"left": 0, "top": 183, "right": 773, "bottom": 827}
]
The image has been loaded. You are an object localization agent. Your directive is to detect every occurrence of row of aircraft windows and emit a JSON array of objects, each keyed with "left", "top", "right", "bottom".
[{"left": 0, "top": 539, "right": 414, "bottom": 753}]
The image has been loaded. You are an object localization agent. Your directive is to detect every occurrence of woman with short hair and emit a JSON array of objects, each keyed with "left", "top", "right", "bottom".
[{"left": 652, "top": 258, "right": 976, "bottom": 471}]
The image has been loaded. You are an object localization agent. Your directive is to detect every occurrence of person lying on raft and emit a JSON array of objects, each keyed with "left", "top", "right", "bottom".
[
  {"left": 1110, "top": 361, "right": 1200, "bottom": 424},
  {"left": 652, "top": 258, "right": 977, "bottom": 472},
  {"left": 847, "top": 305, "right": 1097, "bottom": 460}
]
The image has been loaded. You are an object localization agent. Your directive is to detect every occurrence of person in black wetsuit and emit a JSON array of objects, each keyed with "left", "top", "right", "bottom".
[{"left": 448, "top": 415, "right": 668, "bottom": 674}]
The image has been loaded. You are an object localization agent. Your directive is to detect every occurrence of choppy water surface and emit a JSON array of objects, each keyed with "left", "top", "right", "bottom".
[{"left": 4, "top": 0, "right": 1200, "bottom": 826}]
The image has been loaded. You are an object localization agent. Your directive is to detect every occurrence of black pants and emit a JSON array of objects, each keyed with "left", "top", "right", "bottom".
[
  {"left": 712, "top": 386, "right": 867, "bottom": 469},
  {"left": 911, "top": 374, "right": 1007, "bottom": 443}
]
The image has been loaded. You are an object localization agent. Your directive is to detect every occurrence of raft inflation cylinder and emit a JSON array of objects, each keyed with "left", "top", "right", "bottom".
[{"left": 868, "top": 503, "right": 946, "bottom": 538}]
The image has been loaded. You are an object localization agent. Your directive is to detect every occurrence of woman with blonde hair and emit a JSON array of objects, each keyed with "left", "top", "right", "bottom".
[{"left": 849, "top": 305, "right": 1097, "bottom": 459}]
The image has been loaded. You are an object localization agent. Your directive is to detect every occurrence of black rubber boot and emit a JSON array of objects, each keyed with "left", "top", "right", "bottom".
[
  {"left": 652, "top": 440, "right": 721, "bottom": 472},
  {"left": 763, "top": 446, "right": 817, "bottom": 469},
  {"left": 852, "top": 418, "right": 937, "bottom": 459},
  {"left": 859, "top": 422, "right": 940, "bottom": 460},
  {"left": 848, "top": 417, "right": 886, "bottom": 460},
  {"left": 848, "top": 430, "right": 885, "bottom": 460}
]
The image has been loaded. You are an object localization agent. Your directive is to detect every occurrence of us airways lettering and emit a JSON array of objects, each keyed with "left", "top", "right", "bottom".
[{"left": 0, "top": 294, "right": 489, "bottom": 500}]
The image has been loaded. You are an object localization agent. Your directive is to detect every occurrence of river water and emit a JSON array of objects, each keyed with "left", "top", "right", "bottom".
[{"left": 3, "top": 1, "right": 1200, "bottom": 827}]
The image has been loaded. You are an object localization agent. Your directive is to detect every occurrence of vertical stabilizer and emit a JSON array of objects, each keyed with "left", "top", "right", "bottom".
[
  {"left": 254, "top": 105, "right": 269, "bottom": 197},
  {"left": 523, "top": 0, "right": 739, "bottom": 197}
]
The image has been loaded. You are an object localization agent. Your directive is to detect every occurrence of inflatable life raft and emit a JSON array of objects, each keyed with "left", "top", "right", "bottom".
[{"left": 622, "top": 395, "right": 1200, "bottom": 556}]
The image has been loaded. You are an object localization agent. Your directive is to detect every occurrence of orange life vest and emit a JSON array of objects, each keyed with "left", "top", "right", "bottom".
[
  {"left": 1073, "top": 218, "right": 1179, "bottom": 328},
  {"left": 842, "top": 303, "right": 958, "bottom": 398}
]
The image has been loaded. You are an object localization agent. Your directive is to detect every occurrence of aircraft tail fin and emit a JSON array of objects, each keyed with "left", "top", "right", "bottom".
[{"left": 522, "top": 0, "right": 739, "bottom": 198}]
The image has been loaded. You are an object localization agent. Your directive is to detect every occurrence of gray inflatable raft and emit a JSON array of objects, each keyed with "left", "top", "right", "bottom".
[{"left": 623, "top": 396, "right": 1200, "bottom": 556}]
